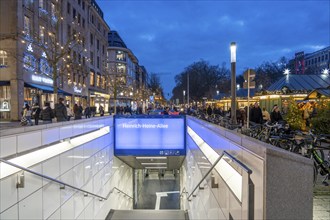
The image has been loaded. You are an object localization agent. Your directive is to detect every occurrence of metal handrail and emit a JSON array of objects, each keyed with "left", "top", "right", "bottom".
[
  {"left": 109, "top": 187, "right": 133, "bottom": 200},
  {"left": 187, "top": 152, "right": 224, "bottom": 201},
  {"left": 0, "top": 158, "right": 132, "bottom": 201},
  {"left": 223, "top": 151, "right": 252, "bottom": 174}
]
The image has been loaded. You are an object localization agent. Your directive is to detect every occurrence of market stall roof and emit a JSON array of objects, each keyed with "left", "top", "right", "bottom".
[
  {"left": 305, "top": 87, "right": 330, "bottom": 100},
  {"left": 267, "top": 74, "right": 330, "bottom": 92}
]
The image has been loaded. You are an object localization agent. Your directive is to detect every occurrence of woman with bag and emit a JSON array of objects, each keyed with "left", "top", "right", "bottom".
[{"left": 21, "top": 104, "right": 33, "bottom": 126}]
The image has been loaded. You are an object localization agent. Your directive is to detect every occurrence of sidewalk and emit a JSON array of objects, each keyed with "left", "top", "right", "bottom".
[{"left": 313, "top": 175, "right": 330, "bottom": 220}]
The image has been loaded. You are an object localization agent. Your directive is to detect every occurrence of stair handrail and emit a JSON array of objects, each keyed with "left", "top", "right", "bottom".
[
  {"left": 0, "top": 158, "right": 132, "bottom": 201},
  {"left": 187, "top": 151, "right": 224, "bottom": 201},
  {"left": 109, "top": 187, "right": 133, "bottom": 200}
]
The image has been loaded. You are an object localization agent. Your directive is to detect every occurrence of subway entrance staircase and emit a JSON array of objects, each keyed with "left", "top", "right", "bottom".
[{"left": 106, "top": 209, "right": 188, "bottom": 220}]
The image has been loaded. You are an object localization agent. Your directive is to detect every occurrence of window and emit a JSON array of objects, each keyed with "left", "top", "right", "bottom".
[
  {"left": 78, "top": 0, "right": 81, "bottom": 5},
  {"left": 24, "top": 16, "right": 31, "bottom": 36},
  {"left": 23, "top": 53, "right": 36, "bottom": 71},
  {"left": 102, "top": 45, "right": 105, "bottom": 55},
  {"left": 97, "top": 39, "right": 99, "bottom": 50},
  {"left": 39, "top": 25, "right": 45, "bottom": 43},
  {"left": 101, "top": 76, "right": 106, "bottom": 89},
  {"left": 78, "top": 13, "right": 81, "bottom": 25},
  {"left": 82, "top": 76, "right": 86, "bottom": 86},
  {"left": 91, "top": 14, "right": 94, "bottom": 24},
  {"left": 73, "top": 8, "right": 76, "bottom": 19},
  {"left": 78, "top": 54, "right": 81, "bottom": 64},
  {"left": 90, "top": 71, "right": 95, "bottom": 86},
  {"left": 318, "top": 57, "right": 320, "bottom": 62},
  {"left": 322, "top": 55, "right": 324, "bottom": 61},
  {"left": 96, "top": 74, "right": 101, "bottom": 87},
  {"left": 97, "top": 22, "right": 100, "bottom": 31},
  {"left": 82, "top": 18, "right": 85, "bottom": 28},
  {"left": 39, "top": 0, "right": 44, "bottom": 9},
  {"left": 116, "top": 63, "right": 126, "bottom": 73},
  {"left": 40, "top": 58, "right": 50, "bottom": 75},
  {"left": 82, "top": 37, "right": 85, "bottom": 47},
  {"left": 97, "top": 56, "right": 100, "bottom": 68},
  {"left": 0, "top": 50, "right": 8, "bottom": 67},
  {"left": 77, "top": 75, "right": 81, "bottom": 85},
  {"left": 67, "top": 2, "right": 70, "bottom": 14},
  {"left": 67, "top": 24, "right": 71, "bottom": 37},
  {"left": 82, "top": 1, "right": 85, "bottom": 10},
  {"left": 90, "top": 52, "right": 94, "bottom": 65},
  {"left": 83, "top": 57, "right": 86, "bottom": 65},
  {"left": 90, "top": 33, "right": 93, "bottom": 45},
  {"left": 326, "top": 54, "right": 328, "bottom": 60},
  {"left": 116, "top": 51, "right": 126, "bottom": 61}
]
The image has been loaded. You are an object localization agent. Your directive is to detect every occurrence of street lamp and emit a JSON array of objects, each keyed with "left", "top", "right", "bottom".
[
  {"left": 283, "top": 68, "right": 290, "bottom": 75},
  {"left": 183, "top": 90, "right": 186, "bottom": 105},
  {"left": 322, "top": 68, "right": 329, "bottom": 75},
  {"left": 237, "top": 84, "right": 240, "bottom": 90},
  {"left": 230, "top": 42, "right": 237, "bottom": 124}
]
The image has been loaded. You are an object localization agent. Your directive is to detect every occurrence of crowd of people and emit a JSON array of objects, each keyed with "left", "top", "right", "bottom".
[{"left": 20, "top": 98, "right": 107, "bottom": 126}]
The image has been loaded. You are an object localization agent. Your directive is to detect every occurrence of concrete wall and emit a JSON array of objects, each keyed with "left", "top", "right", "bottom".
[
  {"left": 0, "top": 116, "right": 133, "bottom": 220},
  {"left": 182, "top": 116, "right": 313, "bottom": 220}
]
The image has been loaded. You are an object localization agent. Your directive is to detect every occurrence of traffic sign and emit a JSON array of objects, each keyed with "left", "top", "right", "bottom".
[
  {"left": 243, "top": 69, "right": 256, "bottom": 80},
  {"left": 243, "top": 81, "right": 256, "bottom": 89}
]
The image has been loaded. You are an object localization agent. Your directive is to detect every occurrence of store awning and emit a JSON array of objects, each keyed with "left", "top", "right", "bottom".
[
  {"left": 25, "top": 83, "right": 72, "bottom": 96},
  {"left": 0, "top": 81, "right": 10, "bottom": 86}
]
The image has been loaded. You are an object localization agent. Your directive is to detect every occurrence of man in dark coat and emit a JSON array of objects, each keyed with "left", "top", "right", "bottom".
[
  {"left": 250, "top": 102, "right": 263, "bottom": 124},
  {"left": 41, "top": 102, "right": 53, "bottom": 123},
  {"left": 54, "top": 97, "right": 67, "bottom": 122}
]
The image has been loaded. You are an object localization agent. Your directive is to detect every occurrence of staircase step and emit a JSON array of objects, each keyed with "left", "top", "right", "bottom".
[{"left": 107, "top": 209, "right": 187, "bottom": 220}]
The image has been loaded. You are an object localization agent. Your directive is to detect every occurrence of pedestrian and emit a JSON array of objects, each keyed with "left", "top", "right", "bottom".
[
  {"left": 207, "top": 105, "right": 212, "bottom": 117},
  {"left": 250, "top": 102, "right": 263, "bottom": 124},
  {"left": 99, "top": 105, "right": 104, "bottom": 116},
  {"left": 66, "top": 104, "right": 74, "bottom": 121},
  {"left": 84, "top": 104, "right": 91, "bottom": 118},
  {"left": 32, "top": 103, "right": 41, "bottom": 125},
  {"left": 270, "top": 105, "right": 283, "bottom": 123},
  {"left": 54, "top": 97, "right": 67, "bottom": 122},
  {"left": 73, "top": 103, "right": 82, "bottom": 120},
  {"left": 21, "top": 104, "right": 33, "bottom": 126},
  {"left": 40, "top": 102, "right": 54, "bottom": 124},
  {"left": 262, "top": 107, "right": 271, "bottom": 122}
]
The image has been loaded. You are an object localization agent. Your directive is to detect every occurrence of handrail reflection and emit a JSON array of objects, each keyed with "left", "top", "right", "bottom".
[{"left": 0, "top": 158, "right": 133, "bottom": 201}]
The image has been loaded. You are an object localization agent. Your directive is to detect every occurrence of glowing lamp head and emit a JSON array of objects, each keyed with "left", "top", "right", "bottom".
[
  {"left": 230, "top": 42, "right": 237, "bottom": 63},
  {"left": 283, "top": 69, "right": 290, "bottom": 75}
]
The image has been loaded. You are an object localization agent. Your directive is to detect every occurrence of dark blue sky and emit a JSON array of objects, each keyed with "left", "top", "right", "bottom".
[{"left": 97, "top": 0, "right": 330, "bottom": 98}]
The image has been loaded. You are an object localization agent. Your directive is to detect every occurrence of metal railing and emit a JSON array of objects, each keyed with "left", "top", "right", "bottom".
[
  {"left": 0, "top": 158, "right": 133, "bottom": 201},
  {"left": 187, "top": 153, "right": 224, "bottom": 201},
  {"left": 185, "top": 150, "right": 252, "bottom": 201}
]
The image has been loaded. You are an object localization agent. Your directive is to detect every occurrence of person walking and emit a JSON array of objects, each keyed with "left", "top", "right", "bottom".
[
  {"left": 250, "top": 102, "right": 263, "bottom": 124},
  {"left": 32, "top": 103, "right": 41, "bottom": 125},
  {"left": 66, "top": 104, "right": 74, "bottom": 121},
  {"left": 22, "top": 104, "right": 33, "bottom": 126},
  {"left": 54, "top": 97, "right": 67, "bottom": 122},
  {"left": 40, "top": 102, "right": 53, "bottom": 124},
  {"left": 73, "top": 103, "right": 82, "bottom": 120},
  {"left": 84, "top": 104, "right": 91, "bottom": 118},
  {"left": 99, "top": 105, "right": 104, "bottom": 116}
]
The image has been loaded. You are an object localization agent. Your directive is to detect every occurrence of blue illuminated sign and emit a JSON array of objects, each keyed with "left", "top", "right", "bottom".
[{"left": 114, "top": 115, "right": 186, "bottom": 156}]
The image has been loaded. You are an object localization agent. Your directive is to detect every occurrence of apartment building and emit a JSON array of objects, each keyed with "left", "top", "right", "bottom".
[{"left": 0, "top": 0, "right": 110, "bottom": 120}]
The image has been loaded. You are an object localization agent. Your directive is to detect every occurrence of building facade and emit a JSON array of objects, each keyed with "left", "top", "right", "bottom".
[
  {"left": 0, "top": 0, "right": 110, "bottom": 120},
  {"left": 107, "top": 31, "right": 149, "bottom": 110}
]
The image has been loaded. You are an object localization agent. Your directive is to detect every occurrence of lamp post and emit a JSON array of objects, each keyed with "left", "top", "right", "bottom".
[
  {"left": 183, "top": 90, "right": 186, "bottom": 105},
  {"left": 187, "top": 72, "right": 190, "bottom": 107},
  {"left": 230, "top": 42, "right": 237, "bottom": 124}
]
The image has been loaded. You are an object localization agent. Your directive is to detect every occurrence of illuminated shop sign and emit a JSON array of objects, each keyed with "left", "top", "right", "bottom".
[
  {"left": 114, "top": 115, "right": 186, "bottom": 156},
  {"left": 0, "top": 100, "right": 10, "bottom": 112},
  {"left": 74, "top": 86, "right": 82, "bottom": 94},
  {"left": 32, "top": 75, "right": 53, "bottom": 84}
]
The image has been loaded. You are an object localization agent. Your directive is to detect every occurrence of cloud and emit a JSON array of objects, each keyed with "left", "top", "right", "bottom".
[
  {"left": 218, "top": 15, "right": 245, "bottom": 27},
  {"left": 139, "top": 33, "right": 156, "bottom": 42}
]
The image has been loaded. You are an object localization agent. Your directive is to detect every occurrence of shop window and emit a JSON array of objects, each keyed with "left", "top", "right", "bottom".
[
  {"left": 0, "top": 50, "right": 8, "bottom": 68},
  {"left": 96, "top": 74, "right": 101, "bottom": 87},
  {"left": 116, "top": 51, "right": 126, "bottom": 61},
  {"left": 90, "top": 71, "right": 95, "bottom": 86}
]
